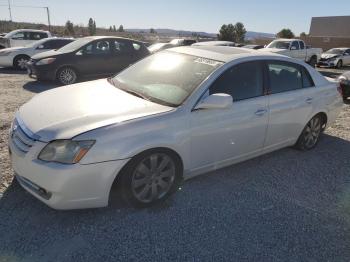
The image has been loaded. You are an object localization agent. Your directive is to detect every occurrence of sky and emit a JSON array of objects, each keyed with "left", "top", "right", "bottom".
[{"left": 0, "top": 0, "right": 349, "bottom": 35}]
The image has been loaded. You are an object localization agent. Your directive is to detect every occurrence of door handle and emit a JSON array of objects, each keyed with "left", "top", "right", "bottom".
[
  {"left": 255, "top": 109, "right": 267, "bottom": 116},
  {"left": 305, "top": 98, "right": 313, "bottom": 104}
]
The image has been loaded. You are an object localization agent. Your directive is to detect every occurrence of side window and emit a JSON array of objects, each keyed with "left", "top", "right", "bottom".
[
  {"left": 299, "top": 41, "right": 305, "bottom": 50},
  {"left": 291, "top": 41, "right": 300, "bottom": 50},
  {"left": 301, "top": 66, "right": 315, "bottom": 88},
  {"left": 267, "top": 61, "right": 303, "bottom": 94},
  {"left": 30, "top": 32, "right": 45, "bottom": 40},
  {"left": 11, "top": 32, "right": 25, "bottom": 40},
  {"left": 81, "top": 40, "right": 111, "bottom": 55},
  {"left": 345, "top": 49, "right": 350, "bottom": 55},
  {"left": 113, "top": 40, "right": 133, "bottom": 53},
  {"left": 41, "top": 40, "right": 71, "bottom": 49},
  {"left": 209, "top": 61, "right": 264, "bottom": 101},
  {"left": 132, "top": 42, "right": 141, "bottom": 51}
]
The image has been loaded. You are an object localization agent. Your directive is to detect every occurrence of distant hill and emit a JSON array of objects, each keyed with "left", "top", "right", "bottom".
[{"left": 126, "top": 28, "right": 275, "bottom": 40}]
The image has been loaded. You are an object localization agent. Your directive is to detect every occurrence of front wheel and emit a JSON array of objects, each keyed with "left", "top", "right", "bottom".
[
  {"left": 119, "top": 150, "right": 182, "bottom": 207},
  {"left": 336, "top": 60, "right": 343, "bottom": 69},
  {"left": 56, "top": 67, "right": 78, "bottom": 85},
  {"left": 13, "top": 55, "right": 30, "bottom": 70},
  {"left": 295, "top": 115, "right": 322, "bottom": 151}
]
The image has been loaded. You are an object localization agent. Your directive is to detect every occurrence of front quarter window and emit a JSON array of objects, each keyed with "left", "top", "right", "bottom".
[{"left": 110, "top": 51, "right": 223, "bottom": 107}]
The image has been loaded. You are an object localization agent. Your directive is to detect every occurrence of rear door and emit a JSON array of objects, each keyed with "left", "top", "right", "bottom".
[
  {"left": 74, "top": 39, "right": 113, "bottom": 76},
  {"left": 264, "top": 60, "right": 315, "bottom": 151},
  {"left": 343, "top": 49, "right": 350, "bottom": 65},
  {"left": 290, "top": 41, "right": 304, "bottom": 61},
  {"left": 110, "top": 39, "right": 139, "bottom": 74}
]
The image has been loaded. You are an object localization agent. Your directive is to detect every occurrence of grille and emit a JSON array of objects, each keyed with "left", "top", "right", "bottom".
[{"left": 11, "top": 120, "right": 36, "bottom": 153}]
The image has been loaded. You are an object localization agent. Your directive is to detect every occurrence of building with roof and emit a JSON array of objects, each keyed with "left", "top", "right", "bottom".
[{"left": 301, "top": 16, "right": 350, "bottom": 50}]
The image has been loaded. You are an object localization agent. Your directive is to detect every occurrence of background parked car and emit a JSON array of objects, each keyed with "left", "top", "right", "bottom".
[
  {"left": 263, "top": 39, "right": 322, "bottom": 67},
  {"left": 192, "top": 41, "right": 235, "bottom": 47},
  {"left": 317, "top": 48, "right": 350, "bottom": 68},
  {"left": 0, "top": 37, "right": 74, "bottom": 70},
  {"left": 27, "top": 36, "right": 150, "bottom": 85},
  {"left": 242, "top": 44, "right": 264, "bottom": 50},
  {"left": 0, "top": 29, "right": 51, "bottom": 49},
  {"left": 148, "top": 42, "right": 175, "bottom": 53},
  {"left": 169, "top": 38, "right": 197, "bottom": 46},
  {"left": 339, "top": 71, "right": 350, "bottom": 103}
]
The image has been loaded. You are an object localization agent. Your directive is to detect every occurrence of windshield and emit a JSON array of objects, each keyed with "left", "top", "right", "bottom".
[
  {"left": 57, "top": 37, "right": 92, "bottom": 52},
  {"left": 325, "top": 48, "right": 344, "bottom": 55},
  {"left": 109, "top": 51, "right": 223, "bottom": 107},
  {"left": 267, "top": 40, "right": 291, "bottom": 49}
]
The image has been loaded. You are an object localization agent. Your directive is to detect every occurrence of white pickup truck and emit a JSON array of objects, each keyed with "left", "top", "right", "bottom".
[
  {"left": 0, "top": 29, "right": 52, "bottom": 49},
  {"left": 263, "top": 39, "right": 322, "bottom": 67}
]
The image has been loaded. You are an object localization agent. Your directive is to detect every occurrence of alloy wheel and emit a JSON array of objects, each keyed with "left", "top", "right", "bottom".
[
  {"left": 58, "top": 68, "right": 77, "bottom": 85},
  {"left": 303, "top": 117, "right": 321, "bottom": 149},
  {"left": 131, "top": 153, "right": 176, "bottom": 203}
]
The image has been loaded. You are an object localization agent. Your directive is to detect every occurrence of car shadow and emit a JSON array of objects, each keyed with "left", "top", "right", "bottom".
[
  {"left": 318, "top": 66, "right": 350, "bottom": 79},
  {"left": 23, "top": 80, "right": 61, "bottom": 93}
]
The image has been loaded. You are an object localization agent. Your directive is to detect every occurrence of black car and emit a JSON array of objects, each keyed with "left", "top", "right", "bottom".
[
  {"left": 27, "top": 36, "right": 150, "bottom": 85},
  {"left": 339, "top": 71, "right": 350, "bottom": 103}
]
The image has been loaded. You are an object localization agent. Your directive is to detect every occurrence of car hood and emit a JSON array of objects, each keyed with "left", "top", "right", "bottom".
[
  {"left": 18, "top": 79, "right": 174, "bottom": 142},
  {"left": 262, "top": 48, "right": 289, "bottom": 54},
  {"left": 321, "top": 53, "right": 339, "bottom": 59},
  {"left": 0, "top": 46, "right": 30, "bottom": 52}
]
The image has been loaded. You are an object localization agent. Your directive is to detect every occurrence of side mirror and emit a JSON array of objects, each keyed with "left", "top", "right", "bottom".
[
  {"left": 290, "top": 46, "right": 297, "bottom": 50},
  {"left": 76, "top": 50, "right": 84, "bottom": 56},
  {"left": 194, "top": 93, "right": 233, "bottom": 110},
  {"left": 37, "top": 44, "right": 44, "bottom": 49}
]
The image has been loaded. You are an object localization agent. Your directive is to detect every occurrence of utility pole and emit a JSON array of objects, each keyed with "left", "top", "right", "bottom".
[
  {"left": 45, "top": 7, "right": 51, "bottom": 31},
  {"left": 8, "top": 0, "right": 13, "bottom": 21}
]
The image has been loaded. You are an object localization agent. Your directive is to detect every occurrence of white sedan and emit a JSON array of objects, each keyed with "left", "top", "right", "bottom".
[
  {"left": 0, "top": 37, "right": 74, "bottom": 69},
  {"left": 8, "top": 46, "right": 343, "bottom": 210}
]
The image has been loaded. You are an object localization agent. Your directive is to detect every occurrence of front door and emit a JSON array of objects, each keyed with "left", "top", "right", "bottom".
[
  {"left": 189, "top": 61, "right": 268, "bottom": 174},
  {"left": 74, "top": 39, "right": 113, "bottom": 76}
]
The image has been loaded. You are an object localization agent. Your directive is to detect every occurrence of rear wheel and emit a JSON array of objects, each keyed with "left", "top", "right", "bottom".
[
  {"left": 13, "top": 55, "right": 30, "bottom": 70},
  {"left": 56, "top": 67, "right": 77, "bottom": 85},
  {"left": 295, "top": 115, "right": 322, "bottom": 151},
  {"left": 119, "top": 150, "right": 182, "bottom": 207}
]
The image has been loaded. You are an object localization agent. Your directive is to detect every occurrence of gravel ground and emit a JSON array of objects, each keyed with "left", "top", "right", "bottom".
[{"left": 0, "top": 67, "right": 350, "bottom": 261}]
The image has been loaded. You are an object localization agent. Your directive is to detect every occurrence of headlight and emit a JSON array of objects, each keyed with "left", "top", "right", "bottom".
[
  {"left": 36, "top": 57, "right": 56, "bottom": 66},
  {"left": 0, "top": 51, "right": 12, "bottom": 56},
  {"left": 38, "top": 140, "right": 95, "bottom": 164}
]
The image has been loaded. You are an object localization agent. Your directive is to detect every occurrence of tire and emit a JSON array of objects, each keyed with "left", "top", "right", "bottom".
[
  {"left": 295, "top": 115, "right": 323, "bottom": 151},
  {"left": 308, "top": 56, "right": 317, "bottom": 68},
  {"left": 56, "top": 67, "right": 78, "bottom": 85},
  {"left": 119, "top": 149, "right": 182, "bottom": 208},
  {"left": 336, "top": 60, "right": 343, "bottom": 69},
  {"left": 13, "top": 55, "right": 30, "bottom": 70}
]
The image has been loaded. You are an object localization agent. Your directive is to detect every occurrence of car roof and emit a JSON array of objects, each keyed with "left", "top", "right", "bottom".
[
  {"left": 80, "top": 36, "right": 144, "bottom": 44},
  {"left": 192, "top": 41, "right": 235, "bottom": 46},
  {"left": 169, "top": 46, "right": 286, "bottom": 62},
  {"left": 9, "top": 29, "right": 49, "bottom": 33}
]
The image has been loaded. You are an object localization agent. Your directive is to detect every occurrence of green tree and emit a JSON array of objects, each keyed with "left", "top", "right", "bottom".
[
  {"left": 150, "top": 28, "right": 156, "bottom": 34},
  {"left": 118, "top": 25, "right": 124, "bottom": 32},
  {"left": 109, "top": 26, "right": 113, "bottom": 32},
  {"left": 88, "top": 18, "right": 94, "bottom": 35},
  {"left": 218, "top": 24, "right": 236, "bottom": 42},
  {"left": 300, "top": 32, "right": 307, "bottom": 38},
  {"left": 277, "top": 28, "right": 295, "bottom": 39},
  {"left": 234, "top": 22, "right": 247, "bottom": 43},
  {"left": 113, "top": 25, "right": 117, "bottom": 32},
  {"left": 64, "top": 20, "right": 74, "bottom": 36},
  {"left": 93, "top": 20, "right": 96, "bottom": 34}
]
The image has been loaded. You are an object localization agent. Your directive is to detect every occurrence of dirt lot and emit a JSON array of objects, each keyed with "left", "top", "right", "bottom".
[{"left": 0, "top": 67, "right": 350, "bottom": 261}]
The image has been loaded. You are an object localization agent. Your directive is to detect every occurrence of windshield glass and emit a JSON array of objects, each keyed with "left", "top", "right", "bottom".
[
  {"left": 110, "top": 51, "right": 223, "bottom": 107},
  {"left": 325, "top": 48, "right": 344, "bottom": 55},
  {"left": 57, "top": 37, "right": 92, "bottom": 52},
  {"left": 267, "top": 40, "right": 291, "bottom": 49}
]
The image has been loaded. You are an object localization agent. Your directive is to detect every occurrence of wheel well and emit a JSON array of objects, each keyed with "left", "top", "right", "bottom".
[
  {"left": 13, "top": 54, "right": 30, "bottom": 66},
  {"left": 111, "top": 147, "right": 184, "bottom": 189}
]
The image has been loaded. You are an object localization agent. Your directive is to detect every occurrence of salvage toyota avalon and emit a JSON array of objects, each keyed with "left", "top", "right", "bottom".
[{"left": 9, "top": 46, "right": 343, "bottom": 210}]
